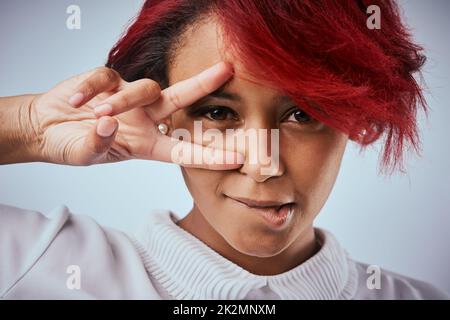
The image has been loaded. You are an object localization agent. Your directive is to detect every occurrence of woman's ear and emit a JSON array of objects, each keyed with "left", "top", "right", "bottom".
[{"left": 351, "top": 123, "right": 381, "bottom": 145}]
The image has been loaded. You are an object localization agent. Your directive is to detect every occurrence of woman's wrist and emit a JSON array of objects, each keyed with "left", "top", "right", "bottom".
[{"left": 0, "top": 94, "right": 44, "bottom": 164}]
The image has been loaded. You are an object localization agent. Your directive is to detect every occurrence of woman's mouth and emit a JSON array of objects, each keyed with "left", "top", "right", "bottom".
[{"left": 224, "top": 195, "right": 295, "bottom": 229}]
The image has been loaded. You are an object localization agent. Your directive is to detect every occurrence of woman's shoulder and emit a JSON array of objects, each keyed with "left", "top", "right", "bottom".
[
  {"left": 351, "top": 260, "right": 449, "bottom": 300},
  {"left": 0, "top": 202, "right": 74, "bottom": 276},
  {"left": 0, "top": 203, "right": 153, "bottom": 298},
  {"left": 0, "top": 202, "right": 127, "bottom": 248}
]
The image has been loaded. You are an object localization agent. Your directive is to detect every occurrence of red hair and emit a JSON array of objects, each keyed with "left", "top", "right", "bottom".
[{"left": 107, "top": 0, "right": 427, "bottom": 174}]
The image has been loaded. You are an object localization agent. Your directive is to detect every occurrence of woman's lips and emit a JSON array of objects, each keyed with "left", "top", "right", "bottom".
[
  {"left": 225, "top": 195, "right": 295, "bottom": 228},
  {"left": 226, "top": 196, "right": 291, "bottom": 209}
]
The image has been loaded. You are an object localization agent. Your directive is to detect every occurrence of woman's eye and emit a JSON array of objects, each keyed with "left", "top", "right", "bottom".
[
  {"left": 198, "top": 106, "right": 238, "bottom": 121},
  {"left": 284, "top": 108, "right": 312, "bottom": 124}
]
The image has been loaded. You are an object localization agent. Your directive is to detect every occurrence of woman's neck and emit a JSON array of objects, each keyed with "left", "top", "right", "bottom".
[{"left": 176, "top": 204, "right": 321, "bottom": 276}]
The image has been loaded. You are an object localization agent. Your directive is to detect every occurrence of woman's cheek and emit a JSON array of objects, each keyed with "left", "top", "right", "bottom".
[
  {"left": 182, "top": 167, "right": 225, "bottom": 201},
  {"left": 281, "top": 128, "right": 347, "bottom": 218}
]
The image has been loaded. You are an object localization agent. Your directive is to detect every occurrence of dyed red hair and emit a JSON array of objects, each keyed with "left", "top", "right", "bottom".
[{"left": 107, "top": 0, "right": 427, "bottom": 174}]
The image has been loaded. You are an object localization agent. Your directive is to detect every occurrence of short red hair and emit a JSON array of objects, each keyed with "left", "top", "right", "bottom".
[{"left": 107, "top": 0, "right": 427, "bottom": 174}]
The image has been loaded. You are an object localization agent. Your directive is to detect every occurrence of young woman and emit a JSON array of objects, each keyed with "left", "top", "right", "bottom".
[{"left": 0, "top": 0, "right": 448, "bottom": 299}]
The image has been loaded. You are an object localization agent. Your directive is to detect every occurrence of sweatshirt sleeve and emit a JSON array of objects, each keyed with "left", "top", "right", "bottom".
[
  {"left": 0, "top": 203, "right": 161, "bottom": 299},
  {"left": 0, "top": 203, "right": 70, "bottom": 296}
]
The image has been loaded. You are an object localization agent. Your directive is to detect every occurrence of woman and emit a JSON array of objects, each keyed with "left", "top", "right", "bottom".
[{"left": 0, "top": 0, "right": 448, "bottom": 299}]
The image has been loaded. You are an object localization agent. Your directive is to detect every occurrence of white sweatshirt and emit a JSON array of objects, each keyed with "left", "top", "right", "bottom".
[{"left": 0, "top": 203, "right": 448, "bottom": 300}]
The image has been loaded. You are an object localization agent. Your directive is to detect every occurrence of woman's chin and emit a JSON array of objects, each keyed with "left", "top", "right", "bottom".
[{"left": 228, "top": 232, "right": 289, "bottom": 258}]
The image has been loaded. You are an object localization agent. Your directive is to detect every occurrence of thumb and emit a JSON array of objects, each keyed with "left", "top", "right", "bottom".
[{"left": 83, "top": 116, "right": 118, "bottom": 164}]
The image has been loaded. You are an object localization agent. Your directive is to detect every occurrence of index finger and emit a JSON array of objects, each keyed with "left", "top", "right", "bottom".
[
  {"left": 144, "top": 61, "right": 234, "bottom": 121},
  {"left": 148, "top": 134, "right": 245, "bottom": 170}
]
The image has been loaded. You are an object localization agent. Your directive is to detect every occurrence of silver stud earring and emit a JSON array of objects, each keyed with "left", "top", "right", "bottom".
[{"left": 157, "top": 123, "right": 169, "bottom": 135}]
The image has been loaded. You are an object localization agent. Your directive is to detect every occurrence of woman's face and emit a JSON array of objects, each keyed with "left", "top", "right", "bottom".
[{"left": 167, "top": 17, "right": 348, "bottom": 257}]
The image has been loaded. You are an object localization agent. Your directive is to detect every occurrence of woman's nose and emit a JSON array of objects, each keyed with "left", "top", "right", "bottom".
[{"left": 234, "top": 125, "right": 285, "bottom": 183}]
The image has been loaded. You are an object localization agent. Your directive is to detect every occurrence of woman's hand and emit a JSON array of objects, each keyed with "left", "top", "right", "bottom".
[{"left": 8, "top": 62, "right": 243, "bottom": 169}]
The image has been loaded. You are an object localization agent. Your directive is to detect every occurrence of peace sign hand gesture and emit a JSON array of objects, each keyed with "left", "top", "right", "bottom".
[{"left": 27, "top": 62, "right": 243, "bottom": 169}]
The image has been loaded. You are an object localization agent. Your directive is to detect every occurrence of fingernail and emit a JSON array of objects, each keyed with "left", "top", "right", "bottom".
[
  {"left": 97, "top": 118, "right": 117, "bottom": 138},
  {"left": 94, "top": 104, "right": 113, "bottom": 117},
  {"left": 69, "top": 92, "right": 84, "bottom": 106}
]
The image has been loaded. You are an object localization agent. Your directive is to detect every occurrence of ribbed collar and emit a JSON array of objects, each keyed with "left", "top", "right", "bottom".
[{"left": 131, "top": 209, "right": 358, "bottom": 300}]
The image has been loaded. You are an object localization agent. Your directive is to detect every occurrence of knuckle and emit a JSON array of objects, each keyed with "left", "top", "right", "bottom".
[
  {"left": 140, "top": 79, "right": 161, "bottom": 99},
  {"left": 86, "top": 133, "right": 107, "bottom": 157},
  {"left": 80, "top": 82, "right": 97, "bottom": 98},
  {"left": 115, "top": 93, "right": 131, "bottom": 110},
  {"left": 194, "top": 75, "right": 209, "bottom": 95},
  {"left": 97, "top": 67, "right": 119, "bottom": 84},
  {"left": 167, "top": 88, "right": 183, "bottom": 110},
  {"left": 91, "top": 140, "right": 107, "bottom": 155}
]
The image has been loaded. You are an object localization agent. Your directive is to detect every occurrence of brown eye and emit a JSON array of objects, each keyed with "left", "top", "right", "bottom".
[
  {"left": 201, "top": 106, "right": 238, "bottom": 121},
  {"left": 285, "top": 108, "right": 312, "bottom": 123}
]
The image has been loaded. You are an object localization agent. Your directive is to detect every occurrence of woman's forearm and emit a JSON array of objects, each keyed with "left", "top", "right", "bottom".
[{"left": 0, "top": 94, "right": 42, "bottom": 164}]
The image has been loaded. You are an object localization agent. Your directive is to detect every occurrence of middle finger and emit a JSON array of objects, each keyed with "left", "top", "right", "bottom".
[{"left": 144, "top": 61, "right": 234, "bottom": 122}]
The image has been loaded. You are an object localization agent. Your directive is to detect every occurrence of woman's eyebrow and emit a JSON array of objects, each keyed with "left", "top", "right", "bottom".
[
  {"left": 205, "top": 81, "right": 241, "bottom": 102},
  {"left": 208, "top": 90, "right": 241, "bottom": 101},
  {"left": 200, "top": 80, "right": 294, "bottom": 104},
  {"left": 273, "top": 95, "right": 293, "bottom": 105}
]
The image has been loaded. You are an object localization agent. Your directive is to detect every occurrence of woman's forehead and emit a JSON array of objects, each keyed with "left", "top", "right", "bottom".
[
  {"left": 168, "top": 16, "right": 296, "bottom": 107},
  {"left": 169, "top": 17, "right": 246, "bottom": 82}
]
